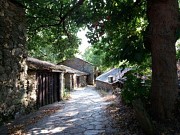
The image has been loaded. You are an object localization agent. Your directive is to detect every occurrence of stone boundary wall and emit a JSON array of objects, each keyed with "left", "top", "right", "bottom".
[
  {"left": 96, "top": 80, "right": 113, "bottom": 91},
  {"left": 0, "top": 0, "right": 27, "bottom": 120}
]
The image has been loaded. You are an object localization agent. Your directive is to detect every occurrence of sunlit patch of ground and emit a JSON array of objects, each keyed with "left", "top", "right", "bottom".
[{"left": 7, "top": 104, "right": 63, "bottom": 135}]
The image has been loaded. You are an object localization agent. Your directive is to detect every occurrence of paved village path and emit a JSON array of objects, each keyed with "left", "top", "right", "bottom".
[{"left": 24, "top": 86, "right": 119, "bottom": 135}]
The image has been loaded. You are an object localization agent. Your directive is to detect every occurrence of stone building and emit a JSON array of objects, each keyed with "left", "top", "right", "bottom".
[
  {"left": 59, "top": 57, "right": 94, "bottom": 85},
  {"left": 0, "top": 0, "right": 27, "bottom": 119},
  {"left": 96, "top": 68, "right": 131, "bottom": 91},
  {"left": 25, "top": 57, "right": 88, "bottom": 110},
  {"left": 26, "top": 57, "right": 65, "bottom": 109},
  {"left": 59, "top": 65, "right": 89, "bottom": 91}
]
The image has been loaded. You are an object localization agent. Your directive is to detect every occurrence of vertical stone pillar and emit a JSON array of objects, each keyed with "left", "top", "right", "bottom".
[
  {"left": 60, "top": 72, "right": 65, "bottom": 100},
  {"left": 0, "top": 0, "right": 27, "bottom": 119}
]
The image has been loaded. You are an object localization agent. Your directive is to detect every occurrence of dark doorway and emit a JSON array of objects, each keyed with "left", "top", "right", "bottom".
[{"left": 77, "top": 76, "right": 80, "bottom": 87}]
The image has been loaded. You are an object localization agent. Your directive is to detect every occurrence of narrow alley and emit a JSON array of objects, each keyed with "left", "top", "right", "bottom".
[{"left": 23, "top": 86, "right": 119, "bottom": 135}]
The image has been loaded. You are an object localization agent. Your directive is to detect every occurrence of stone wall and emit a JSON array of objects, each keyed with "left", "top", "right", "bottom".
[
  {"left": 60, "top": 72, "right": 65, "bottom": 100},
  {"left": 64, "top": 73, "right": 74, "bottom": 91},
  {"left": 96, "top": 80, "right": 113, "bottom": 91},
  {"left": 65, "top": 73, "right": 87, "bottom": 90},
  {"left": 96, "top": 80, "right": 120, "bottom": 91},
  {"left": 26, "top": 70, "right": 65, "bottom": 108},
  {"left": 73, "top": 74, "right": 77, "bottom": 88},
  {"left": 0, "top": 0, "right": 27, "bottom": 120},
  {"left": 79, "top": 76, "right": 87, "bottom": 87},
  {"left": 25, "top": 71, "right": 37, "bottom": 112}
]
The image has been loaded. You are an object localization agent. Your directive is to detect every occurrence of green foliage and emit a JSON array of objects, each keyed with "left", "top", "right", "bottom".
[
  {"left": 121, "top": 66, "right": 151, "bottom": 105},
  {"left": 17, "top": 0, "right": 84, "bottom": 62},
  {"left": 16, "top": 0, "right": 151, "bottom": 65},
  {"left": 28, "top": 28, "right": 80, "bottom": 63},
  {"left": 0, "top": 113, "right": 14, "bottom": 125},
  {"left": 82, "top": 46, "right": 108, "bottom": 71},
  {"left": 63, "top": 88, "right": 70, "bottom": 100},
  {"left": 15, "top": 0, "right": 180, "bottom": 65},
  {"left": 15, "top": 0, "right": 151, "bottom": 65},
  {"left": 85, "top": 0, "right": 150, "bottom": 66}
]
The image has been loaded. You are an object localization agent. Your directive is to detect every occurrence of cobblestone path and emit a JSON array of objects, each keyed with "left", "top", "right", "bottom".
[{"left": 24, "top": 86, "right": 119, "bottom": 135}]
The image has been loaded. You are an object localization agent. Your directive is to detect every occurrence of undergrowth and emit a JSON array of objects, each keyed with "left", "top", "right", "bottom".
[{"left": 121, "top": 68, "right": 151, "bottom": 106}]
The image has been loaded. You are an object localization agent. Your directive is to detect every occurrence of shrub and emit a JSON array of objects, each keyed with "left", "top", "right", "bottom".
[
  {"left": 121, "top": 68, "right": 151, "bottom": 105},
  {"left": 63, "top": 88, "right": 70, "bottom": 100}
]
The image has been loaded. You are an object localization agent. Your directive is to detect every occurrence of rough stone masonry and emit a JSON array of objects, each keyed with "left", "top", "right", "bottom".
[{"left": 0, "top": 0, "right": 27, "bottom": 120}]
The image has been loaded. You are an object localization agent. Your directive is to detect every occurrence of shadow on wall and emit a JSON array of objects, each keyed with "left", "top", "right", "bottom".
[{"left": 0, "top": 0, "right": 27, "bottom": 123}]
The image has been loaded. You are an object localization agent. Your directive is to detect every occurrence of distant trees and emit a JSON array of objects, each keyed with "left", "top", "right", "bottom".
[{"left": 82, "top": 46, "right": 107, "bottom": 71}]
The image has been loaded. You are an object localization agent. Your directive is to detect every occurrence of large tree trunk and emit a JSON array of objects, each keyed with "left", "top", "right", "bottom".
[{"left": 147, "top": 0, "right": 179, "bottom": 120}]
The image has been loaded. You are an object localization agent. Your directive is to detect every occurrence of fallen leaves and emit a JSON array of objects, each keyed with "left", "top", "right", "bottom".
[
  {"left": 104, "top": 92, "right": 180, "bottom": 135},
  {"left": 103, "top": 92, "right": 144, "bottom": 135},
  {"left": 7, "top": 106, "right": 61, "bottom": 135}
]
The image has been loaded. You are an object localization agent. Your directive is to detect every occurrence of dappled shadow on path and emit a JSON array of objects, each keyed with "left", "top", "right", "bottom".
[{"left": 25, "top": 86, "right": 119, "bottom": 135}]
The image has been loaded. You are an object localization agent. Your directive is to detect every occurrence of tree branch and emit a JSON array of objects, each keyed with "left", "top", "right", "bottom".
[
  {"left": 59, "top": 0, "right": 85, "bottom": 24},
  {"left": 30, "top": 0, "right": 85, "bottom": 32},
  {"left": 63, "top": 21, "right": 71, "bottom": 42}
]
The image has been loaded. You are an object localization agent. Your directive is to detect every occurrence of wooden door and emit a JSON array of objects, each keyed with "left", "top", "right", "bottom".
[{"left": 36, "top": 72, "right": 60, "bottom": 108}]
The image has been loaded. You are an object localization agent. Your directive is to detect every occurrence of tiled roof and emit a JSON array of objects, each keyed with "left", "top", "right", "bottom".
[
  {"left": 96, "top": 68, "right": 131, "bottom": 84},
  {"left": 27, "top": 57, "right": 65, "bottom": 72},
  {"left": 58, "top": 57, "right": 93, "bottom": 66},
  {"left": 57, "top": 65, "right": 89, "bottom": 76},
  {"left": 27, "top": 57, "right": 89, "bottom": 75}
]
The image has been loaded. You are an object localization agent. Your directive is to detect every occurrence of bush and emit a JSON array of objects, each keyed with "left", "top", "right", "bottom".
[
  {"left": 63, "top": 88, "right": 70, "bottom": 100},
  {"left": 121, "top": 68, "right": 151, "bottom": 105}
]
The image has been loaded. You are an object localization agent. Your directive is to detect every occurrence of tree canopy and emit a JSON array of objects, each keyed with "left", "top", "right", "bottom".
[
  {"left": 17, "top": 0, "right": 180, "bottom": 120},
  {"left": 17, "top": 0, "right": 151, "bottom": 66},
  {"left": 18, "top": 0, "right": 180, "bottom": 66},
  {"left": 18, "top": 0, "right": 87, "bottom": 62}
]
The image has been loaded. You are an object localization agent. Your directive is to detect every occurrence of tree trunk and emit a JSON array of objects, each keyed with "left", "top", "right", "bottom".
[{"left": 147, "top": 0, "right": 179, "bottom": 120}]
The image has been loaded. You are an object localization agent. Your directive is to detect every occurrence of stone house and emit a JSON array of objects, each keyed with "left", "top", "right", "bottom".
[
  {"left": 96, "top": 68, "right": 131, "bottom": 91},
  {"left": 59, "top": 65, "right": 89, "bottom": 91},
  {"left": 58, "top": 57, "right": 94, "bottom": 85},
  {"left": 26, "top": 57, "right": 65, "bottom": 109},
  {"left": 26, "top": 57, "right": 89, "bottom": 109}
]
